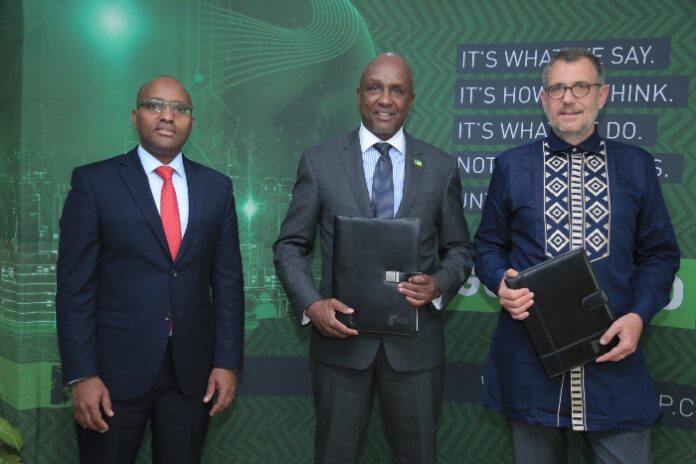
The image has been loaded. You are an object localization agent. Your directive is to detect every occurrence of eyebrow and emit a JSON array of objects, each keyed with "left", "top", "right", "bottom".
[{"left": 547, "top": 80, "right": 592, "bottom": 86}]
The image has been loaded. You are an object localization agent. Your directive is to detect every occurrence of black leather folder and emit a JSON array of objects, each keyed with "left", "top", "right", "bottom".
[
  {"left": 505, "top": 248, "right": 618, "bottom": 377},
  {"left": 332, "top": 216, "right": 421, "bottom": 334}
]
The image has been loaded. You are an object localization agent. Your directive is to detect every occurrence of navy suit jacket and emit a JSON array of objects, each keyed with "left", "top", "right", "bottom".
[
  {"left": 56, "top": 148, "right": 244, "bottom": 400},
  {"left": 273, "top": 130, "right": 474, "bottom": 371}
]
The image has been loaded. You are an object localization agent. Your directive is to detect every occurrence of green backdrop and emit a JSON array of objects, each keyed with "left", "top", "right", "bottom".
[{"left": 1, "top": 0, "right": 695, "bottom": 462}]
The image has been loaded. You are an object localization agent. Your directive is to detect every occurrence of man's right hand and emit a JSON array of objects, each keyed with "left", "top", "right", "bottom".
[
  {"left": 305, "top": 298, "right": 359, "bottom": 338},
  {"left": 70, "top": 376, "right": 114, "bottom": 433},
  {"left": 498, "top": 268, "right": 535, "bottom": 321}
]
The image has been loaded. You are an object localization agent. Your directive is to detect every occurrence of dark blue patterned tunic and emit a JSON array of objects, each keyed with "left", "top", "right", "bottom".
[{"left": 475, "top": 129, "right": 680, "bottom": 431}]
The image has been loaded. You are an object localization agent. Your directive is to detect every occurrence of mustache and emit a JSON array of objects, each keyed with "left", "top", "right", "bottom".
[{"left": 155, "top": 123, "right": 176, "bottom": 133}]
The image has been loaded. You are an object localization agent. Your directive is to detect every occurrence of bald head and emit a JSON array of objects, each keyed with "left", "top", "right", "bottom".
[
  {"left": 131, "top": 75, "right": 195, "bottom": 164},
  {"left": 357, "top": 52, "right": 415, "bottom": 140},
  {"left": 136, "top": 76, "right": 192, "bottom": 107},
  {"left": 359, "top": 53, "right": 413, "bottom": 94}
]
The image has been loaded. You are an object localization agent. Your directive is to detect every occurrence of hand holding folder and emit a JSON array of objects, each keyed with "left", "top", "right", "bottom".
[
  {"left": 305, "top": 298, "right": 359, "bottom": 339},
  {"left": 505, "top": 248, "right": 619, "bottom": 377}
]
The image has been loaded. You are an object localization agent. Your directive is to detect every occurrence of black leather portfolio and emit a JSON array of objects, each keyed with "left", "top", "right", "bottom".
[
  {"left": 505, "top": 248, "right": 618, "bottom": 377},
  {"left": 332, "top": 216, "right": 421, "bottom": 334}
]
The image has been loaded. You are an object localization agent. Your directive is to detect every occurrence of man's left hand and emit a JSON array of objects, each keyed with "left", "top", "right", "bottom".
[
  {"left": 203, "top": 368, "right": 237, "bottom": 416},
  {"left": 595, "top": 313, "right": 644, "bottom": 363},
  {"left": 399, "top": 274, "right": 440, "bottom": 307}
]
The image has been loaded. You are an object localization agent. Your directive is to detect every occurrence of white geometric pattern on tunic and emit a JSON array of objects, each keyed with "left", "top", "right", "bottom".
[
  {"left": 542, "top": 140, "right": 610, "bottom": 261},
  {"left": 542, "top": 139, "right": 611, "bottom": 431}
]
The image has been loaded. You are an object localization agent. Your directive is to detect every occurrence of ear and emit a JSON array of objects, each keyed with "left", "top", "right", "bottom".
[
  {"left": 131, "top": 109, "right": 137, "bottom": 128},
  {"left": 404, "top": 93, "right": 415, "bottom": 113},
  {"left": 539, "top": 89, "right": 549, "bottom": 113},
  {"left": 597, "top": 84, "right": 609, "bottom": 110}
]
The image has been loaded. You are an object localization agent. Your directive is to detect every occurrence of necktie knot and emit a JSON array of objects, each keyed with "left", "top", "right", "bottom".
[
  {"left": 374, "top": 142, "right": 392, "bottom": 158},
  {"left": 155, "top": 165, "right": 175, "bottom": 181}
]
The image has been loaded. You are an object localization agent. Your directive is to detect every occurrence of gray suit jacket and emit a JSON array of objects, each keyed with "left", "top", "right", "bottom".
[{"left": 273, "top": 130, "right": 474, "bottom": 371}]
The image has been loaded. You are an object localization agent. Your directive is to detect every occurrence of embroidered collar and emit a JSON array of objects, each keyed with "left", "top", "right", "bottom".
[{"left": 546, "top": 129, "right": 604, "bottom": 155}]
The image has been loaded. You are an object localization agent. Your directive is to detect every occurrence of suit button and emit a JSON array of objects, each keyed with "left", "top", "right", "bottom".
[
  {"left": 164, "top": 312, "right": 173, "bottom": 321},
  {"left": 171, "top": 270, "right": 178, "bottom": 277}
]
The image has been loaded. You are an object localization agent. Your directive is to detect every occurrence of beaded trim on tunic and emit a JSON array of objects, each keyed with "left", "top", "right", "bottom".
[{"left": 542, "top": 138, "right": 610, "bottom": 431}]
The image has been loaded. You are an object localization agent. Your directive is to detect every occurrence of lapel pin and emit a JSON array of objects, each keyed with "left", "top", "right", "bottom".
[{"left": 414, "top": 159, "right": 423, "bottom": 167}]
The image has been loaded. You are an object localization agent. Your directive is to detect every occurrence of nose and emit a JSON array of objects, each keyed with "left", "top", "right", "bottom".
[
  {"left": 561, "top": 87, "right": 577, "bottom": 103},
  {"left": 159, "top": 104, "right": 175, "bottom": 120},
  {"left": 377, "top": 89, "right": 392, "bottom": 106}
]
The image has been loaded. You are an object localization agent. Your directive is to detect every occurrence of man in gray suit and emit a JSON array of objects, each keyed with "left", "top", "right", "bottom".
[{"left": 273, "top": 53, "right": 474, "bottom": 463}]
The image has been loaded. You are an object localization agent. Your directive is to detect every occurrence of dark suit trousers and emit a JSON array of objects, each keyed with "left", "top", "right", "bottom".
[
  {"left": 312, "top": 342, "right": 443, "bottom": 464},
  {"left": 76, "top": 340, "right": 211, "bottom": 464},
  {"left": 510, "top": 421, "right": 652, "bottom": 464}
]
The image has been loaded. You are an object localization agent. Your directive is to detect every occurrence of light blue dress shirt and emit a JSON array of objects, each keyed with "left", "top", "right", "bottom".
[{"left": 359, "top": 123, "right": 406, "bottom": 217}]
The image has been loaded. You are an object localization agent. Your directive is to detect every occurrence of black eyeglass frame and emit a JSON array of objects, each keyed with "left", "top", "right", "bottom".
[{"left": 137, "top": 98, "right": 193, "bottom": 116}]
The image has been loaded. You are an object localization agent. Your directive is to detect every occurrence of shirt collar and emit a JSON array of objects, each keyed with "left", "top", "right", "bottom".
[
  {"left": 137, "top": 145, "right": 186, "bottom": 177},
  {"left": 359, "top": 123, "right": 406, "bottom": 155},
  {"left": 546, "top": 128, "right": 604, "bottom": 154}
]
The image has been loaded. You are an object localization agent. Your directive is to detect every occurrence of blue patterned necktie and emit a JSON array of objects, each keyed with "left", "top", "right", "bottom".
[{"left": 371, "top": 142, "right": 394, "bottom": 218}]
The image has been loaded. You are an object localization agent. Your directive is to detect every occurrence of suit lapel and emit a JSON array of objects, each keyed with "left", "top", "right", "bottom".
[
  {"left": 177, "top": 156, "right": 203, "bottom": 263},
  {"left": 340, "top": 130, "right": 374, "bottom": 217},
  {"left": 118, "top": 149, "right": 170, "bottom": 257},
  {"left": 396, "top": 133, "right": 424, "bottom": 218}
]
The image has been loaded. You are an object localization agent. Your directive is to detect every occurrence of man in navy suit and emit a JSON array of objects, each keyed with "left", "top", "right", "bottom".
[
  {"left": 274, "top": 53, "right": 474, "bottom": 463},
  {"left": 56, "top": 76, "right": 244, "bottom": 464}
]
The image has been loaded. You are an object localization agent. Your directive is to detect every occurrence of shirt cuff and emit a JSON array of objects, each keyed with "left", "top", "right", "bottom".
[{"left": 431, "top": 295, "right": 443, "bottom": 310}]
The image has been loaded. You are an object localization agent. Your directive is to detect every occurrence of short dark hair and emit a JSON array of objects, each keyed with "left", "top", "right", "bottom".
[{"left": 542, "top": 48, "right": 605, "bottom": 87}]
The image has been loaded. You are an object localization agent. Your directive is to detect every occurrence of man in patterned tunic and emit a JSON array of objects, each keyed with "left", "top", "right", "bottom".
[{"left": 474, "top": 48, "right": 680, "bottom": 463}]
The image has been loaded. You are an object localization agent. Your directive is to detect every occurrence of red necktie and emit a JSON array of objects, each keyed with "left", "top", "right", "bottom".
[{"left": 154, "top": 166, "right": 182, "bottom": 260}]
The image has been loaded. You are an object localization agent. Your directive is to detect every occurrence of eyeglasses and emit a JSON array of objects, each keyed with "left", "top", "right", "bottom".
[
  {"left": 138, "top": 98, "right": 193, "bottom": 116},
  {"left": 545, "top": 83, "right": 602, "bottom": 99}
]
